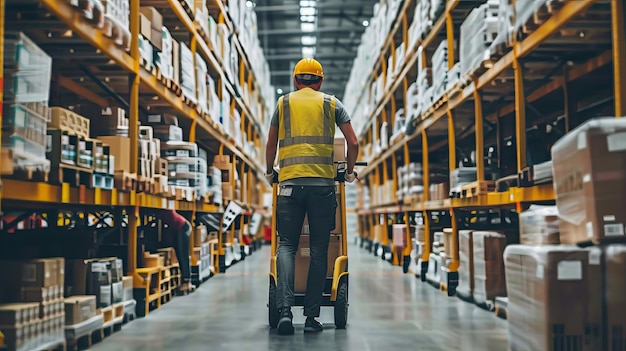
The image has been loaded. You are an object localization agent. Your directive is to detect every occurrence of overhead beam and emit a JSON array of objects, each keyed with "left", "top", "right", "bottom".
[
  {"left": 254, "top": 3, "right": 373, "bottom": 12},
  {"left": 257, "top": 26, "right": 364, "bottom": 36},
  {"left": 266, "top": 53, "right": 356, "bottom": 61}
]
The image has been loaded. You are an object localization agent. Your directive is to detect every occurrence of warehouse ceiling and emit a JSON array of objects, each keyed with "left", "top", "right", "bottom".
[{"left": 252, "top": 0, "right": 380, "bottom": 100}]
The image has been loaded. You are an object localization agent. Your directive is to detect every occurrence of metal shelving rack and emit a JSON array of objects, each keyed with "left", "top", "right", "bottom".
[
  {"left": 354, "top": 0, "right": 625, "bottom": 293},
  {"left": 0, "top": 0, "right": 271, "bottom": 310}
]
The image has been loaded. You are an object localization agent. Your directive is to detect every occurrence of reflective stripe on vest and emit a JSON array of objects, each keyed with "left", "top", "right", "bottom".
[{"left": 277, "top": 89, "right": 336, "bottom": 182}]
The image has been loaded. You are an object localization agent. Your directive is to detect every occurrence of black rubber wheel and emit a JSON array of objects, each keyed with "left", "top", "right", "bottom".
[
  {"left": 334, "top": 277, "right": 348, "bottom": 329},
  {"left": 402, "top": 255, "right": 411, "bottom": 274},
  {"left": 268, "top": 277, "right": 279, "bottom": 329}
]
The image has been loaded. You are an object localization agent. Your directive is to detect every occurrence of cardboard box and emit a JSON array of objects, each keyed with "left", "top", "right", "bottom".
[
  {"left": 0, "top": 303, "right": 39, "bottom": 326},
  {"left": 111, "top": 281, "right": 124, "bottom": 304},
  {"left": 457, "top": 230, "right": 474, "bottom": 296},
  {"left": 603, "top": 245, "right": 626, "bottom": 350},
  {"left": 213, "top": 155, "right": 231, "bottom": 170},
  {"left": 20, "top": 259, "right": 57, "bottom": 288},
  {"left": 172, "top": 39, "right": 180, "bottom": 85},
  {"left": 551, "top": 117, "right": 626, "bottom": 244},
  {"left": 504, "top": 245, "right": 602, "bottom": 351},
  {"left": 140, "top": 7, "right": 163, "bottom": 31},
  {"left": 64, "top": 295, "right": 96, "bottom": 325},
  {"left": 472, "top": 231, "right": 507, "bottom": 304},
  {"left": 140, "top": 13, "right": 151, "bottom": 42},
  {"left": 20, "top": 287, "right": 50, "bottom": 303},
  {"left": 122, "top": 276, "right": 133, "bottom": 302},
  {"left": 294, "top": 234, "right": 342, "bottom": 293},
  {"left": 152, "top": 124, "right": 183, "bottom": 142},
  {"left": 98, "top": 136, "right": 130, "bottom": 171}
]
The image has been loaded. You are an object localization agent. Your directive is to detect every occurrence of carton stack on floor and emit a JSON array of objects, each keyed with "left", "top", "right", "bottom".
[
  {"left": 2, "top": 32, "right": 52, "bottom": 175},
  {"left": 0, "top": 258, "right": 65, "bottom": 351},
  {"left": 503, "top": 117, "right": 626, "bottom": 351},
  {"left": 192, "top": 224, "right": 213, "bottom": 284}
]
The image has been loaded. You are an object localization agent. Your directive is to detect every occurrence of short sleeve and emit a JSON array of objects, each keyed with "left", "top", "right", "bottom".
[{"left": 334, "top": 99, "right": 351, "bottom": 126}]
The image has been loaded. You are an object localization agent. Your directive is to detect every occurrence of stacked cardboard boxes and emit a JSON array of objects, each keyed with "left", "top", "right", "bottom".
[
  {"left": 472, "top": 231, "right": 507, "bottom": 305},
  {"left": 65, "top": 257, "right": 123, "bottom": 310},
  {"left": 0, "top": 258, "right": 65, "bottom": 350}
]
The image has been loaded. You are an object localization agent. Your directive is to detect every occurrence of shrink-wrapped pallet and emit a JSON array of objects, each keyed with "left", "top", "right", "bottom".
[{"left": 519, "top": 205, "right": 560, "bottom": 245}]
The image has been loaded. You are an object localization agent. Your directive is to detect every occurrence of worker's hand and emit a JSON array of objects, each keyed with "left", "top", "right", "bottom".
[
  {"left": 265, "top": 169, "right": 278, "bottom": 185},
  {"left": 345, "top": 171, "right": 357, "bottom": 183}
]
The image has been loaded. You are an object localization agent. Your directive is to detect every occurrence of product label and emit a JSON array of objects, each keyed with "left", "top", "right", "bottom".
[
  {"left": 176, "top": 150, "right": 190, "bottom": 157},
  {"left": 301, "top": 248, "right": 311, "bottom": 257},
  {"left": 557, "top": 261, "right": 583, "bottom": 280},
  {"left": 586, "top": 222, "right": 594, "bottom": 238},
  {"left": 536, "top": 264, "right": 544, "bottom": 280},
  {"left": 604, "top": 215, "right": 617, "bottom": 222},
  {"left": 607, "top": 132, "right": 626, "bottom": 152},
  {"left": 589, "top": 250, "right": 601, "bottom": 265},
  {"left": 577, "top": 132, "right": 587, "bottom": 149},
  {"left": 604, "top": 224, "right": 625, "bottom": 236},
  {"left": 583, "top": 174, "right": 591, "bottom": 183}
]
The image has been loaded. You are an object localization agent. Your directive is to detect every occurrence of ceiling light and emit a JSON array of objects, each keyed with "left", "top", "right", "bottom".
[
  {"left": 302, "top": 47, "right": 316, "bottom": 58},
  {"left": 152, "top": 95, "right": 159, "bottom": 100},
  {"left": 301, "top": 23, "right": 315, "bottom": 32},
  {"left": 299, "top": 0, "right": 316, "bottom": 7},
  {"left": 277, "top": 88, "right": 283, "bottom": 94},
  {"left": 246, "top": 1, "right": 253, "bottom": 8},
  {"left": 301, "top": 35, "right": 317, "bottom": 45},
  {"left": 300, "top": 7, "right": 316, "bottom": 16},
  {"left": 363, "top": 20, "right": 369, "bottom": 27},
  {"left": 579, "top": 31, "right": 585, "bottom": 38},
  {"left": 62, "top": 30, "right": 73, "bottom": 37}
]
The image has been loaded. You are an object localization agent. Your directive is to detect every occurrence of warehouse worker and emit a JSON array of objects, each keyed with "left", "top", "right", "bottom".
[
  {"left": 161, "top": 209, "right": 194, "bottom": 291},
  {"left": 265, "top": 58, "right": 359, "bottom": 335}
]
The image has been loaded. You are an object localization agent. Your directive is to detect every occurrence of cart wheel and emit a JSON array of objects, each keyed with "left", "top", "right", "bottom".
[
  {"left": 402, "top": 255, "right": 411, "bottom": 274},
  {"left": 334, "top": 277, "right": 348, "bottom": 329},
  {"left": 268, "top": 277, "right": 279, "bottom": 329}
]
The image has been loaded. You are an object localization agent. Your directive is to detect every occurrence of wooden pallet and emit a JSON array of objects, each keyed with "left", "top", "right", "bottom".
[
  {"left": 155, "top": 66, "right": 173, "bottom": 89},
  {"left": 170, "top": 80, "right": 183, "bottom": 97},
  {"left": 65, "top": 315, "right": 104, "bottom": 351},
  {"left": 135, "top": 176, "right": 155, "bottom": 194},
  {"left": 140, "top": 57, "right": 156, "bottom": 75},
  {"left": 182, "top": 93, "right": 198, "bottom": 109},
  {"left": 97, "top": 306, "right": 114, "bottom": 325},
  {"left": 460, "top": 180, "right": 496, "bottom": 198},
  {"left": 49, "top": 164, "right": 93, "bottom": 187},
  {"left": 114, "top": 170, "right": 137, "bottom": 191}
]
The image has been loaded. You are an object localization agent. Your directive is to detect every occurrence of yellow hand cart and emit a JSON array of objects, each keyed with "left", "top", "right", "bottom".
[{"left": 267, "top": 161, "right": 366, "bottom": 329}]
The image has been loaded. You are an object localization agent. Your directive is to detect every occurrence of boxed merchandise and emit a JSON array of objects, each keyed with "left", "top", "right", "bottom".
[
  {"left": 20, "top": 258, "right": 58, "bottom": 288},
  {"left": 180, "top": 42, "right": 196, "bottom": 104},
  {"left": 457, "top": 230, "right": 474, "bottom": 297},
  {"left": 294, "top": 234, "right": 342, "bottom": 292},
  {"left": 472, "top": 231, "right": 507, "bottom": 304},
  {"left": 504, "top": 245, "right": 602, "bottom": 351},
  {"left": 122, "top": 276, "right": 133, "bottom": 302},
  {"left": 152, "top": 125, "right": 183, "bottom": 142},
  {"left": 98, "top": 136, "right": 130, "bottom": 171},
  {"left": 139, "top": 7, "right": 163, "bottom": 50},
  {"left": 0, "top": 303, "right": 39, "bottom": 325},
  {"left": 603, "top": 245, "right": 626, "bottom": 349},
  {"left": 551, "top": 117, "right": 626, "bottom": 244},
  {"left": 64, "top": 295, "right": 97, "bottom": 325},
  {"left": 519, "top": 205, "right": 560, "bottom": 245}
]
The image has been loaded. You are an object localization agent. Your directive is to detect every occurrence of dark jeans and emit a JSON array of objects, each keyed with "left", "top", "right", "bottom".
[
  {"left": 276, "top": 185, "right": 337, "bottom": 317},
  {"left": 165, "top": 221, "right": 192, "bottom": 282}
]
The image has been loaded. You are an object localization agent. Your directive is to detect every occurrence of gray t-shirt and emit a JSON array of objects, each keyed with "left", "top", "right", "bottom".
[{"left": 271, "top": 94, "right": 351, "bottom": 186}]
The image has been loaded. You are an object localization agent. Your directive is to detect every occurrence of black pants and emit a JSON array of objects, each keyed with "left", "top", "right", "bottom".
[
  {"left": 276, "top": 185, "right": 337, "bottom": 317},
  {"left": 164, "top": 221, "right": 192, "bottom": 282}
]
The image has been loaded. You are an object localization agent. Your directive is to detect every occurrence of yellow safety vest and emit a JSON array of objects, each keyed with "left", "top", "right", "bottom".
[{"left": 278, "top": 88, "right": 336, "bottom": 182}]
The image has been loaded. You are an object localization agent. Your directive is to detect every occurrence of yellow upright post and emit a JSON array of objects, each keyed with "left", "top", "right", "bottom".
[
  {"left": 513, "top": 56, "right": 526, "bottom": 172},
  {"left": 128, "top": 0, "right": 140, "bottom": 277},
  {"left": 474, "top": 89, "right": 484, "bottom": 181},
  {"left": 0, "top": 0, "right": 4, "bottom": 212},
  {"left": 612, "top": 0, "right": 626, "bottom": 116},
  {"left": 401, "top": 143, "right": 412, "bottom": 270},
  {"left": 420, "top": 130, "right": 430, "bottom": 280}
]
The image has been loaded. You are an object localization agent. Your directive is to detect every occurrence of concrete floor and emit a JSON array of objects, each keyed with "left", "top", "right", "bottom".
[{"left": 91, "top": 243, "right": 509, "bottom": 351}]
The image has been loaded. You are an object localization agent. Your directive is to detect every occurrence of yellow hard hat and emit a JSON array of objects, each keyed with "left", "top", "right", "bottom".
[{"left": 293, "top": 58, "right": 324, "bottom": 79}]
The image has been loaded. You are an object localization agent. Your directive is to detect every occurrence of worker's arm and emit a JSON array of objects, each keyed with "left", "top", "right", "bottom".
[
  {"left": 265, "top": 125, "right": 278, "bottom": 174},
  {"left": 338, "top": 121, "right": 359, "bottom": 174}
]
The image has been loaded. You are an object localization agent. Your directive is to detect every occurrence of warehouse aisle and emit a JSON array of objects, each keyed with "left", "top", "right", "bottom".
[{"left": 91, "top": 244, "right": 508, "bottom": 351}]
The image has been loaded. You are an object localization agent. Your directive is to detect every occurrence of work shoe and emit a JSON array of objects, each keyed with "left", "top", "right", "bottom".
[
  {"left": 304, "top": 317, "right": 323, "bottom": 333},
  {"left": 277, "top": 309, "right": 294, "bottom": 335}
]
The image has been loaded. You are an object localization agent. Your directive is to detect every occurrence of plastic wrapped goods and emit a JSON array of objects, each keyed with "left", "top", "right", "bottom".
[
  {"left": 457, "top": 230, "right": 474, "bottom": 298},
  {"left": 472, "top": 231, "right": 507, "bottom": 305},
  {"left": 600, "top": 245, "right": 626, "bottom": 349},
  {"left": 519, "top": 205, "right": 560, "bottom": 245},
  {"left": 551, "top": 117, "right": 626, "bottom": 244},
  {"left": 504, "top": 245, "right": 602, "bottom": 351}
]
